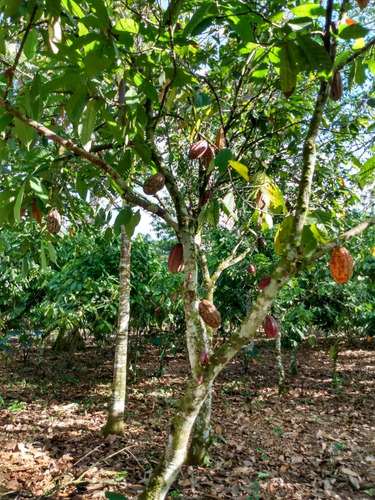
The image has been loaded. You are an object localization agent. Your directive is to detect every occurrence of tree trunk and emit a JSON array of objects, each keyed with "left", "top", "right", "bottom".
[
  {"left": 275, "top": 331, "right": 286, "bottom": 397},
  {"left": 290, "top": 345, "right": 298, "bottom": 376},
  {"left": 102, "top": 226, "right": 131, "bottom": 436},
  {"left": 139, "top": 381, "right": 212, "bottom": 500},
  {"left": 187, "top": 390, "right": 212, "bottom": 465}
]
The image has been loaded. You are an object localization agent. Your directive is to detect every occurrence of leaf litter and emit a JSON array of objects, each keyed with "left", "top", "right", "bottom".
[{"left": 0, "top": 338, "right": 374, "bottom": 499}]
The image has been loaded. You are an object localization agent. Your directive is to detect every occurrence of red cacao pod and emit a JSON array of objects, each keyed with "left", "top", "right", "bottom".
[
  {"left": 257, "top": 237, "right": 264, "bottom": 247},
  {"left": 203, "top": 145, "right": 215, "bottom": 167},
  {"left": 46, "top": 209, "right": 61, "bottom": 234},
  {"left": 143, "top": 173, "right": 165, "bottom": 195},
  {"left": 168, "top": 243, "right": 184, "bottom": 274},
  {"left": 199, "top": 300, "right": 221, "bottom": 328},
  {"left": 264, "top": 315, "right": 278, "bottom": 338},
  {"left": 258, "top": 275, "right": 271, "bottom": 291},
  {"left": 249, "top": 264, "right": 256, "bottom": 275},
  {"left": 199, "top": 350, "right": 210, "bottom": 365},
  {"left": 329, "top": 246, "right": 353, "bottom": 284},
  {"left": 189, "top": 140, "right": 208, "bottom": 159}
]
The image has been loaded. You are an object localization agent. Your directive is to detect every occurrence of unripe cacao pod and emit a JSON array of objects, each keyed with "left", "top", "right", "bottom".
[
  {"left": 168, "top": 243, "right": 184, "bottom": 274},
  {"left": 32, "top": 198, "right": 43, "bottom": 224},
  {"left": 189, "top": 140, "right": 208, "bottom": 159},
  {"left": 264, "top": 315, "right": 278, "bottom": 338},
  {"left": 329, "top": 246, "right": 353, "bottom": 284},
  {"left": 330, "top": 71, "right": 343, "bottom": 102},
  {"left": 258, "top": 275, "right": 271, "bottom": 291},
  {"left": 199, "top": 300, "right": 221, "bottom": 328},
  {"left": 249, "top": 264, "right": 256, "bottom": 275},
  {"left": 143, "top": 173, "right": 165, "bottom": 195},
  {"left": 46, "top": 209, "right": 61, "bottom": 234}
]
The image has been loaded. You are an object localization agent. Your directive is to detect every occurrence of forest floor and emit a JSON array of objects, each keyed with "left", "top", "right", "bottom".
[{"left": 0, "top": 336, "right": 374, "bottom": 500}]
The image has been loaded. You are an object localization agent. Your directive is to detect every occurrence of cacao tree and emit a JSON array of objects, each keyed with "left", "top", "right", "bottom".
[{"left": 1, "top": 0, "right": 375, "bottom": 498}]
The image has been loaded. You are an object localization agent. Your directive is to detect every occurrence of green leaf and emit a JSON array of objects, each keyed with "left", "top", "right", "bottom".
[
  {"left": 113, "top": 18, "right": 139, "bottom": 34},
  {"left": 221, "top": 192, "right": 238, "bottom": 221},
  {"left": 359, "top": 155, "right": 375, "bottom": 187},
  {"left": 105, "top": 491, "right": 128, "bottom": 499},
  {"left": 76, "top": 171, "right": 88, "bottom": 200},
  {"left": 338, "top": 24, "right": 369, "bottom": 40},
  {"left": 40, "top": 241, "right": 48, "bottom": 271},
  {"left": 23, "top": 28, "right": 39, "bottom": 60},
  {"left": 198, "top": 198, "right": 220, "bottom": 228},
  {"left": 296, "top": 35, "right": 332, "bottom": 77},
  {"left": 274, "top": 215, "right": 294, "bottom": 255},
  {"left": 29, "top": 177, "right": 49, "bottom": 202},
  {"left": 291, "top": 4, "right": 326, "bottom": 17},
  {"left": 229, "top": 160, "right": 249, "bottom": 181},
  {"left": 280, "top": 43, "right": 297, "bottom": 92},
  {"left": 66, "top": 87, "right": 88, "bottom": 127},
  {"left": 194, "top": 93, "right": 210, "bottom": 109},
  {"left": 47, "top": 241, "right": 57, "bottom": 264},
  {"left": 113, "top": 208, "right": 132, "bottom": 236},
  {"left": 30, "top": 73, "right": 43, "bottom": 121},
  {"left": 132, "top": 134, "right": 151, "bottom": 163},
  {"left": 21, "top": 256, "right": 29, "bottom": 278},
  {"left": 78, "top": 99, "right": 96, "bottom": 151},
  {"left": 305, "top": 210, "right": 333, "bottom": 228},
  {"left": 263, "top": 183, "right": 286, "bottom": 214},
  {"left": 61, "top": 0, "right": 85, "bottom": 18},
  {"left": 125, "top": 209, "right": 141, "bottom": 238},
  {"left": 14, "top": 179, "right": 27, "bottom": 223},
  {"left": 14, "top": 118, "right": 34, "bottom": 150},
  {"left": 214, "top": 148, "right": 232, "bottom": 172},
  {"left": 114, "top": 150, "right": 132, "bottom": 179},
  {"left": 104, "top": 226, "right": 113, "bottom": 243},
  {"left": 310, "top": 224, "right": 329, "bottom": 244},
  {"left": 301, "top": 225, "right": 318, "bottom": 255},
  {"left": 182, "top": 2, "right": 217, "bottom": 37}
]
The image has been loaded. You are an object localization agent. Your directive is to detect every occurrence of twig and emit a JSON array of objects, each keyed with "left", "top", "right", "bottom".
[{"left": 73, "top": 443, "right": 105, "bottom": 466}]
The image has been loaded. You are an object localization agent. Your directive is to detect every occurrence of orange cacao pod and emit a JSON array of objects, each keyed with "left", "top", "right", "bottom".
[
  {"left": 143, "top": 173, "right": 165, "bottom": 195},
  {"left": 329, "top": 246, "right": 353, "bottom": 284},
  {"left": 199, "top": 300, "right": 221, "bottom": 328},
  {"left": 264, "top": 315, "right": 278, "bottom": 338},
  {"left": 46, "top": 209, "right": 61, "bottom": 234},
  {"left": 330, "top": 71, "right": 343, "bottom": 102},
  {"left": 189, "top": 140, "right": 208, "bottom": 159},
  {"left": 168, "top": 243, "right": 184, "bottom": 274},
  {"left": 32, "top": 198, "right": 43, "bottom": 224}
]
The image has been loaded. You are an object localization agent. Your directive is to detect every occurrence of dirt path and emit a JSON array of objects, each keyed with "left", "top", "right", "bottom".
[{"left": 0, "top": 338, "right": 374, "bottom": 499}]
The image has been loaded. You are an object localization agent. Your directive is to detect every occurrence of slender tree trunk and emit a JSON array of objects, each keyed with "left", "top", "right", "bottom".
[
  {"left": 102, "top": 226, "right": 131, "bottom": 436},
  {"left": 290, "top": 345, "right": 298, "bottom": 376},
  {"left": 275, "top": 331, "right": 286, "bottom": 396},
  {"left": 187, "top": 389, "right": 212, "bottom": 465}
]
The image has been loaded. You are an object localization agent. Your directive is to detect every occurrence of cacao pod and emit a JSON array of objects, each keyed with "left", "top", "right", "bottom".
[
  {"left": 168, "top": 243, "right": 184, "bottom": 274},
  {"left": 204, "top": 145, "right": 215, "bottom": 167},
  {"left": 249, "top": 264, "right": 256, "bottom": 275},
  {"left": 258, "top": 275, "right": 271, "bottom": 291},
  {"left": 32, "top": 198, "right": 43, "bottom": 224},
  {"left": 46, "top": 209, "right": 61, "bottom": 235},
  {"left": 329, "top": 246, "right": 353, "bottom": 284},
  {"left": 197, "top": 376, "right": 204, "bottom": 385},
  {"left": 143, "top": 173, "right": 165, "bottom": 195},
  {"left": 257, "top": 237, "right": 264, "bottom": 247},
  {"left": 264, "top": 315, "right": 278, "bottom": 338},
  {"left": 356, "top": 0, "right": 369, "bottom": 9},
  {"left": 189, "top": 140, "right": 208, "bottom": 159},
  {"left": 200, "top": 189, "right": 213, "bottom": 206},
  {"left": 330, "top": 71, "right": 343, "bottom": 102},
  {"left": 199, "top": 350, "right": 210, "bottom": 365},
  {"left": 215, "top": 127, "right": 225, "bottom": 151},
  {"left": 199, "top": 299, "right": 221, "bottom": 328}
]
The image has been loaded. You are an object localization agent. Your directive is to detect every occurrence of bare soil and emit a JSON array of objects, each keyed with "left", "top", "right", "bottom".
[{"left": 0, "top": 337, "right": 374, "bottom": 500}]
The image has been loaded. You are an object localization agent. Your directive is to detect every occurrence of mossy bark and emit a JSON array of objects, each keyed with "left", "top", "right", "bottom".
[
  {"left": 102, "top": 227, "right": 131, "bottom": 436},
  {"left": 290, "top": 346, "right": 298, "bottom": 376},
  {"left": 275, "top": 331, "right": 286, "bottom": 397}
]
